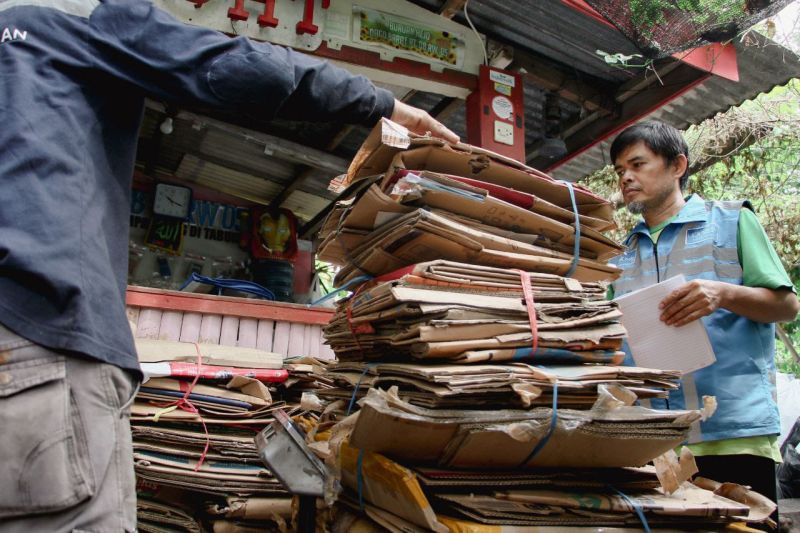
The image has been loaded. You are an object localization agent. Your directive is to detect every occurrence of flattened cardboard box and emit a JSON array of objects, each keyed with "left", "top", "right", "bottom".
[
  {"left": 318, "top": 183, "right": 621, "bottom": 279},
  {"left": 346, "top": 119, "right": 614, "bottom": 225},
  {"left": 349, "top": 388, "right": 700, "bottom": 469},
  {"left": 331, "top": 209, "right": 620, "bottom": 285},
  {"left": 136, "top": 339, "right": 284, "bottom": 369}
]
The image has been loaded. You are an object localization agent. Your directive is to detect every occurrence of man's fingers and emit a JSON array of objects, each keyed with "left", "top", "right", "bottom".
[
  {"left": 659, "top": 285, "right": 691, "bottom": 310},
  {"left": 428, "top": 121, "right": 460, "bottom": 144},
  {"left": 660, "top": 298, "right": 688, "bottom": 323},
  {"left": 662, "top": 299, "right": 710, "bottom": 326},
  {"left": 390, "top": 100, "right": 460, "bottom": 144}
]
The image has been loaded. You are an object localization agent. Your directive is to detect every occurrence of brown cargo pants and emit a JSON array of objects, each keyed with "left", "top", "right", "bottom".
[{"left": 0, "top": 324, "right": 138, "bottom": 532}]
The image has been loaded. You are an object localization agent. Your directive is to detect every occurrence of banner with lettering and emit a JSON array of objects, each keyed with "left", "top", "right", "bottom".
[{"left": 354, "top": 6, "right": 465, "bottom": 68}]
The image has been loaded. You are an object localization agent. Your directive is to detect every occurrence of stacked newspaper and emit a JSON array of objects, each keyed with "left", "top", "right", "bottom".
[{"left": 131, "top": 339, "right": 313, "bottom": 532}]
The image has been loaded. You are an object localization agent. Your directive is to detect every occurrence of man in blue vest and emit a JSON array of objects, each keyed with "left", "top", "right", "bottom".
[
  {"left": 609, "top": 120, "right": 799, "bottom": 508},
  {"left": 0, "top": 1, "right": 457, "bottom": 531}
]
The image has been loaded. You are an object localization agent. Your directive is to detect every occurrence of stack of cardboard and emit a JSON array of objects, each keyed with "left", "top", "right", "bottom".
[
  {"left": 323, "top": 260, "right": 627, "bottom": 364},
  {"left": 318, "top": 120, "right": 623, "bottom": 285},
  {"left": 315, "top": 121, "right": 773, "bottom": 530},
  {"left": 328, "top": 388, "right": 769, "bottom": 531},
  {"left": 131, "top": 339, "right": 301, "bottom": 532},
  {"left": 319, "top": 361, "right": 680, "bottom": 409}
]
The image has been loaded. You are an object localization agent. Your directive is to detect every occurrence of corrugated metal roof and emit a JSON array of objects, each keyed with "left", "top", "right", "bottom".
[
  {"left": 549, "top": 34, "right": 800, "bottom": 182},
  {"left": 135, "top": 2, "right": 800, "bottom": 223},
  {"left": 408, "top": 0, "right": 640, "bottom": 82}
]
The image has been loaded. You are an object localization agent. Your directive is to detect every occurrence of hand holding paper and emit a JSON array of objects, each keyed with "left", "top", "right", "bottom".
[
  {"left": 659, "top": 278, "right": 727, "bottom": 327},
  {"left": 616, "top": 275, "right": 716, "bottom": 374}
]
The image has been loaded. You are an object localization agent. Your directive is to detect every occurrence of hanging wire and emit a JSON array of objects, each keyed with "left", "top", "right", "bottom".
[{"left": 463, "top": 0, "right": 489, "bottom": 66}]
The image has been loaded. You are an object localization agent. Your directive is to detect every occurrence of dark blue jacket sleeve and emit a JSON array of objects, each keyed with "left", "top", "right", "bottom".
[{"left": 88, "top": 0, "right": 394, "bottom": 125}]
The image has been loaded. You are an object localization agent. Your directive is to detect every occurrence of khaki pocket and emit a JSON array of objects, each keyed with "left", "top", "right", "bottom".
[{"left": 0, "top": 353, "right": 94, "bottom": 518}]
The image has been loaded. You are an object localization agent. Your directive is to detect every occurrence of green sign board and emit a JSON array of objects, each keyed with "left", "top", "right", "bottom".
[{"left": 355, "top": 7, "right": 465, "bottom": 67}]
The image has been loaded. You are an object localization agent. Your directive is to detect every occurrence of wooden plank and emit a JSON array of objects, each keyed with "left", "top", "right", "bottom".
[
  {"left": 302, "top": 324, "right": 313, "bottom": 356},
  {"left": 176, "top": 109, "right": 350, "bottom": 175},
  {"left": 159, "top": 311, "right": 184, "bottom": 341},
  {"left": 219, "top": 316, "right": 240, "bottom": 347},
  {"left": 126, "top": 306, "right": 140, "bottom": 337},
  {"left": 287, "top": 323, "right": 306, "bottom": 358},
  {"left": 237, "top": 318, "right": 258, "bottom": 349},
  {"left": 137, "top": 309, "right": 163, "bottom": 340},
  {"left": 126, "top": 286, "right": 334, "bottom": 325},
  {"left": 199, "top": 314, "right": 222, "bottom": 345},
  {"left": 308, "top": 325, "right": 322, "bottom": 358},
  {"left": 179, "top": 312, "right": 202, "bottom": 343},
  {"left": 136, "top": 338, "right": 283, "bottom": 369},
  {"left": 256, "top": 320, "right": 275, "bottom": 352},
  {"left": 272, "top": 322, "right": 291, "bottom": 357}
]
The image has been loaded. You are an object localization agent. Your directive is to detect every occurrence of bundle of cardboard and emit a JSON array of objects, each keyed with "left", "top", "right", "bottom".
[
  {"left": 349, "top": 387, "right": 699, "bottom": 469},
  {"left": 323, "top": 260, "right": 626, "bottom": 364},
  {"left": 326, "top": 389, "right": 772, "bottom": 531},
  {"left": 131, "top": 339, "right": 311, "bottom": 532},
  {"left": 318, "top": 119, "right": 623, "bottom": 285},
  {"left": 333, "top": 439, "right": 773, "bottom": 532},
  {"left": 319, "top": 361, "right": 680, "bottom": 409}
]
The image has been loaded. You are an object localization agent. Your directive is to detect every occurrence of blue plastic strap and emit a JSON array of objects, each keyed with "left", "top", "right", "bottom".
[
  {"left": 309, "top": 275, "right": 373, "bottom": 307},
  {"left": 346, "top": 364, "right": 375, "bottom": 416},
  {"left": 180, "top": 272, "right": 275, "bottom": 300},
  {"left": 558, "top": 180, "right": 581, "bottom": 278},
  {"left": 519, "top": 382, "right": 558, "bottom": 467},
  {"left": 349, "top": 363, "right": 374, "bottom": 510},
  {"left": 610, "top": 486, "right": 651, "bottom": 533}
]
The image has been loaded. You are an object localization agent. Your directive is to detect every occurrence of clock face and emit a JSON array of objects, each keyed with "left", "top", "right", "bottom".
[{"left": 153, "top": 183, "right": 192, "bottom": 219}]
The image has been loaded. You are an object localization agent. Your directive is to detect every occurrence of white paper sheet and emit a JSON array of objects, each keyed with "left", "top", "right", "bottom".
[{"left": 615, "top": 274, "right": 715, "bottom": 374}]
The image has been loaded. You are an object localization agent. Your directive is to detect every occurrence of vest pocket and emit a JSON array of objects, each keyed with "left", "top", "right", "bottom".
[{"left": 0, "top": 355, "right": 94, "bottom": 518}]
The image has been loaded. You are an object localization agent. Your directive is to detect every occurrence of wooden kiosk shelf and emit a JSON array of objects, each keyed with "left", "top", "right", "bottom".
[{"left": 126, "top": 286, "right": 335, "bottom": 359}]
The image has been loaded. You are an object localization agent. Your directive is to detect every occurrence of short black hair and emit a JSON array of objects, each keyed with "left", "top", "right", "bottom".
[{"left": 610, "top": 120, "right": 690, "bottom": 190}]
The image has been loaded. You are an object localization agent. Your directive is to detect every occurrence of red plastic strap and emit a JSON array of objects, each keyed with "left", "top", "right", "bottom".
[
  {"left": 516, "top": 269, "right": 539, "bottom": 354},
  {"left": 154, "top": 344, "right": 211, "bottom": 471},
  {"left": 346, "top": 285, "right": 367, "bottom": 354}
]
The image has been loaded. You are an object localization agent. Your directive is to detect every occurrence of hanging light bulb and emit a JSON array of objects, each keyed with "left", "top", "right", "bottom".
[{"left": 159, "top": 117, "right": 174, "bottom": 135}]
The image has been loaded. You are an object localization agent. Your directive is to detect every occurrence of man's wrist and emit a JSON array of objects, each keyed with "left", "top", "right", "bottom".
[{"left": 717, "top": 281, "right": 733, "bottom": 311}]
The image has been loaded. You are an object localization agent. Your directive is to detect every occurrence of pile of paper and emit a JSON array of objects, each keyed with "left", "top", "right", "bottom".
[
  {"left": 131, "top": 339, "right": 308, "bottom": 531},
  {"left": 333, "top": 439, "right": 770, "bottom": 532},
  {"left": 137, "top": 490, "right": 206, "bottom": 533},
  {"left": 312, "top": 122, "right": 773, "bottom": 531},
  {"left": 319, "top": 121, "right": 623, "bottom": 284},
  {"left": 323, "top": 260, "right": 627, "bottom": 365},
  {"left": 319, "top": 361, "right": 680, "bottom": 409}
]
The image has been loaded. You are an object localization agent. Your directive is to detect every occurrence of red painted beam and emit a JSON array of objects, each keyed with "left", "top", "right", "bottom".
[
  {"left": 545, "top": 73, "right": 711, "bottom": 173},
  {"left": 673, "top": 43, "right": 739, "bottom": 82},
  {"left": 126, "top": 286, "right": 334, "bottom": 325}
]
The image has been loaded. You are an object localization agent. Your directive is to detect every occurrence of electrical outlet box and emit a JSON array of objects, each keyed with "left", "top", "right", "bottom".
[{"left": 494, "top": 121, "right": 514, "bottom": 145}]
